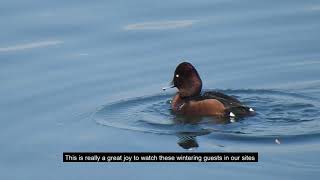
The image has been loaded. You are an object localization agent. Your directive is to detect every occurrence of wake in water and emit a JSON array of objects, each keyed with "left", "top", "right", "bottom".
[{"left": 92, "top": 89, "right": 320, "bottom": 148}]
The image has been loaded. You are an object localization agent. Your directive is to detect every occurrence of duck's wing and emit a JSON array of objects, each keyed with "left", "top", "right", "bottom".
[
  {"left": 187, "top": 91, "right": 255, "bottom": 117},
  {"left": 200, "top": 91, "right": 255, "bottom": 117},
  {"left": 201, "top": 91, "right": 241, "bottom": 105}
]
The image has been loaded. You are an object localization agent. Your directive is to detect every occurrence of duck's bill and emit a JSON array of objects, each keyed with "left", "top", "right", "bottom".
[{"left": 162, "top": 85, "right": 175, "bottom": 91}]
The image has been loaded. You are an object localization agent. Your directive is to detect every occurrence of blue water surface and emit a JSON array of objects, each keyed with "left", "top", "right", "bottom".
[{"left": 1, "top": 0, "right": 320, "bottom": 179}]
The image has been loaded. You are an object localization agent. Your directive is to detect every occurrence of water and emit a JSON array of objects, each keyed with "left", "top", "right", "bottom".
[
  {"left": 94, "top": 89, "right": 320, "bottom": 137},
  {"left": 1, "top": 0, "right": 320, "bottom": 179}
]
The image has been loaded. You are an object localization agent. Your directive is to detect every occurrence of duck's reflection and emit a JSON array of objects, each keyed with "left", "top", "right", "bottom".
[
  {"left": 177, "top": 133, "right": 199, "bottom": 149},
  {"left": 171, "top": 114, "right": 230, "bottom": 149},
  {"left": 176, "top": 131, "right": 211, "bottom": 149}
]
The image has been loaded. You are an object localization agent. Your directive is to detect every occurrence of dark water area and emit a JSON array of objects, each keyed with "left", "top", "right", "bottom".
[{"left": 1, "top": 0, "right": 320, "bottom": 179}]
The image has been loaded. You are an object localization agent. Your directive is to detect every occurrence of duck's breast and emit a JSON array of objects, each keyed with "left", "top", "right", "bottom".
[{"left": 172, "top": 94, "right": 225, "bottom": 116}]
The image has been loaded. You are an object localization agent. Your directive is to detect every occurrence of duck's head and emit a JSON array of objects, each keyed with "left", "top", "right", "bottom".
[{"left": 169, "top": 62, "right": 202, "bottom": 98}]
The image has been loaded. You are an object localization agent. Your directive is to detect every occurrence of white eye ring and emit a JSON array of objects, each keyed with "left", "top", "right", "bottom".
[{"left": 176, "top": 74, "right": 179, "bottom": 78}]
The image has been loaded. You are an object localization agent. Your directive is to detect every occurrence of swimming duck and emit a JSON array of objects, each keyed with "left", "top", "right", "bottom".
[{"left": 163, "top": 62, "right": 255, "bottom": 118}]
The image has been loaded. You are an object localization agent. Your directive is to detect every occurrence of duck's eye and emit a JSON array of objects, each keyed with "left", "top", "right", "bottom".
[{"left": 175, "top": 74, "right": 179, "bottom": 78}]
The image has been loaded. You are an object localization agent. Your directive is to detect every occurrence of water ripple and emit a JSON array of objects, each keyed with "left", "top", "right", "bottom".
[
  {"left": 0, "top": 40, "right": 63, "bottom": 52},
  {"left": 124, "top": 20, "right": 197, "bottom": 30},
  {"left": 92, "top": 89, "right": 320, "bottom": 142}
]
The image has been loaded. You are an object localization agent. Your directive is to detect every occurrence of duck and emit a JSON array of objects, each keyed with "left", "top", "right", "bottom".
[{"left": 163, "top": 62, "right": 255, "bottom": 118}]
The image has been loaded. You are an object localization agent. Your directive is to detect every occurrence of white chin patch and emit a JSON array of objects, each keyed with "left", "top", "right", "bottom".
[
  {"left": 178, "top": 103, "right": 185, "bottom": 111},
  {"left": 229, "top": 112, "right": 236, "bottom": 117},
  {"left": 249, "top": 108, "right": 254, "bottom": 112}
]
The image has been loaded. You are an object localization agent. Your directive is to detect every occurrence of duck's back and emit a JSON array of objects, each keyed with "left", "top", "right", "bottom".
[{"left": 194, "top": 91, "right": 254, "bottom": 117}]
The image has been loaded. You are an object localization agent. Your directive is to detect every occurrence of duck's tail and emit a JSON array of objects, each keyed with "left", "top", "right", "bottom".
[{"left": 225, "top": 106, "right": 256, "bottom": 118}]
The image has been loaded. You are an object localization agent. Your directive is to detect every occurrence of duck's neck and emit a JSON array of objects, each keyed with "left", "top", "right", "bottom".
[
  {"left": 179, "top": 80, "right": 202, "bottom": 99},
  {"left": 179, "top": 92, "right": 201, "bottom": 100}
]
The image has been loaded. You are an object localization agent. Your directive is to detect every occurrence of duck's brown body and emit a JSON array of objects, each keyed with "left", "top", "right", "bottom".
[{"left": 172, "top": 94, "right": 225, "bottom": 116}]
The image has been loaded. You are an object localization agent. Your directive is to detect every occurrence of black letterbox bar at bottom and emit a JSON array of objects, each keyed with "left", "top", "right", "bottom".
[{"left": 63, "top": 152, "right": 258, "bottom": 162}]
